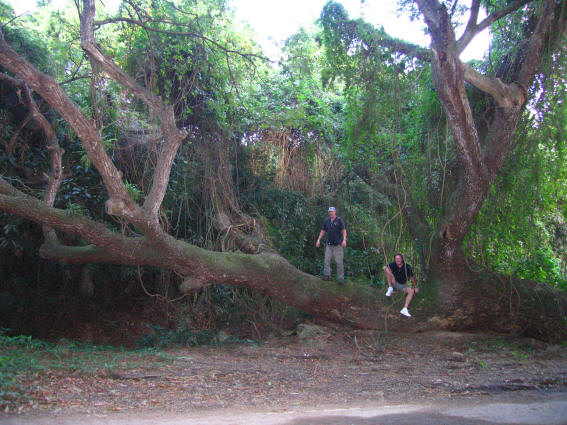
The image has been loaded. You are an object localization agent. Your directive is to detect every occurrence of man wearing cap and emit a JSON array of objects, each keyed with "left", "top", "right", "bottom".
[{"left": 316, "top": 207, "right": 347, "bottom": 285}]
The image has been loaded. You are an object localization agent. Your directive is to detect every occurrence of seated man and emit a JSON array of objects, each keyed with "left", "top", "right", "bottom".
[{"left": 383, "top": 253, "right": 419, "bottom": 317}]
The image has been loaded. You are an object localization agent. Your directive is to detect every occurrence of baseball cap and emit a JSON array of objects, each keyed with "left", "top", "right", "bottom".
[{"left": 328, "top": 206, "right": 336, "bottom": 212}]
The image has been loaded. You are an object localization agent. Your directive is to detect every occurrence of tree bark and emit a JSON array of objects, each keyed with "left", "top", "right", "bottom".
[
  {"left": 0, "top": 178, "right": 392, "bottom": 328},
  {"left": 414, "top": 0, "right": 565, "bottom": 316}
]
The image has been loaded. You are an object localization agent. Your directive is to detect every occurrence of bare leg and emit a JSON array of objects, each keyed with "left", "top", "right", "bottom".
[
  {"left": 403, "top": 287, "right": 415, "bottom": 308},
  {"left": 383, "top": 266, "right": 395, "bottom": 287}
]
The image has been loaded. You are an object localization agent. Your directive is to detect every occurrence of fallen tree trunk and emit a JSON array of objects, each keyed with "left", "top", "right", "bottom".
[{"left": 4, "top": 177, "right": 566, "bottom": 340}]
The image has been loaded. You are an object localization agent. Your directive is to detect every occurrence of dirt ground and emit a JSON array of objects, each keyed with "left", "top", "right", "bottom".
[{"left": 2, "top": 329, "right": 567, "bottom": 420}]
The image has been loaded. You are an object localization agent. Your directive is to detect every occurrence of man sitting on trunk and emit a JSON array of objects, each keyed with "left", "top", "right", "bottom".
[{"left": 383, "top": 253, "right": 419, "bottom": 317}]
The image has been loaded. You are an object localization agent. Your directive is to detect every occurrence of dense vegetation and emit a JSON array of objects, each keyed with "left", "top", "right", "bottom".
[{"left": 0, "top": 0, "right": 565, "bottom": 343}]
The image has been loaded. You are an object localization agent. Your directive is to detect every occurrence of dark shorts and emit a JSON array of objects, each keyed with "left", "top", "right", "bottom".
[{"left": 393, "top": 281, "right": 408, "bottom": 292}]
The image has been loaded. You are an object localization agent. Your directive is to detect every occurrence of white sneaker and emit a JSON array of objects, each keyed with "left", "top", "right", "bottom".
[
  {"left": 385, "top": 287, "right": 394, "bottom": 297},
  {"left": 400, "top": 307, "right": 411, "bottom": 317}
]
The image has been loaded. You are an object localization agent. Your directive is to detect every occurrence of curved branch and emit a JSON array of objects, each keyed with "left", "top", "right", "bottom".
[
  {"left": 456, "top": 0, "right": 532, "bottom": 54},
  {"left": 374, "top": 37, "right": 431, "bottom": 62},
  {"left": 517, "top": 0, "right": 559, "bottom": 88},
  {"left": 81, "top": 0, "right": 188, "bottom": 219},
  {"left": 418, "top": 0, "right": 484, "bottom": 179},
  {"left": 0, "top": 33, "right": 137, "bottom": 218},
  {"left": 461, "top": 63, "right": 525, "bottom": 108},
  {"left": 0, "top": 177, "right": 393, "bottom": 330},
  {"left": 0, "top": 178, "right": 146, "bottom": 260},
  {"left": 0, "top": 72, "right": 65, "bottom": 244},
  {"left": 462, "top": 0, "right": 481, "bottom": 36}
]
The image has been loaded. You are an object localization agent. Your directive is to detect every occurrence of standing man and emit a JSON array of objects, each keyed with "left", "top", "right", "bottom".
[
  {"left": 383, "top": 253, "right": 419, "bottom": 317},
  {"left": 316, "top": 207, "right": 347, "bottom": 285}
]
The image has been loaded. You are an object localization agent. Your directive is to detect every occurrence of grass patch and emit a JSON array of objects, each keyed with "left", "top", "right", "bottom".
[
  {"left": 464, "top": 335, "right": 537, "bottom": 366},
  {"left": 0, "top": 330, "right": 149, "bottom": 408},
  {"left": 468, "top": 336, "right": 536, "bottom": 354},
  {"left": 0, "top": 325, "right": 260, "bottom": 408},
  {"left": 135, "top": 326, "right": 253, "bottom": 348}
]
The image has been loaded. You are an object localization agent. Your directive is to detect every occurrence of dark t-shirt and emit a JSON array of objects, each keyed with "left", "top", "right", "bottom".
[
  {"left": 322, "top": 217, "right": 346, "bottom": 245},
  {"left": 388, "top": 262, "right": 413, "bottom": 284}
]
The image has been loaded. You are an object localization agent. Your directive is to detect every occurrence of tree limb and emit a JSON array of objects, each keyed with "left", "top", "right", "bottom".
[
  {"left": 418, "top": 0, "right": 484, "bottom": 180},
  {"left": 372, "top": 37, "right": 431, "bottom": 62},
  {"left": 0, "top": 72, "right": 64, "bottom": 244},
  {"left": 517, "top": 0, "right": 558, "bottom": 88},
  {"left": 461, "top": 63, "right": 525, "bottom": 108},
  {"left": 0, "top": 33, "right": 138, "bottom": 220},
  {"left": 0, "top": 177, "right": 391, "bottom": 329},
  {"left": 81, "top": 0, "right": 188, "bottom": 220},
  {"left": 482, "top": 0, "right": 558, "bottom": 177},
  {"left": 460, "top": 0, "right": 481, "bottom": 50},
  {"left": 456, "top": 0, "right": 532, "bottom": 54}
]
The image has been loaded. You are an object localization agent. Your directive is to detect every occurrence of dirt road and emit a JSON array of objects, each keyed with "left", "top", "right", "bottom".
[
  {"left": 1, "top": 330, "right": 566, "bottom": 424},
  {"left": 3, "top": 390, "right": 567, "bottom": 425}
]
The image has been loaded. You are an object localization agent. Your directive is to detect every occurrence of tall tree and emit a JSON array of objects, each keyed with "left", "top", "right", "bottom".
[{"left": 320, "top": 0, "right": 567, "bottom": 337}]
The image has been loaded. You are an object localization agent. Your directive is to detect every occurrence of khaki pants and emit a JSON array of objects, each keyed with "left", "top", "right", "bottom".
[{"left": 324, "top": 245, "right": 344, "bottom": 281}]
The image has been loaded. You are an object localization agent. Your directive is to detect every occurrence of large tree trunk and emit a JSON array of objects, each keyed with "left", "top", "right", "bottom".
[
  {"left": 412, "top": 0, "right": 567, "bottom": 332},
  {"left": 0, "top": 179, "right": 390, "bottom": 328}
]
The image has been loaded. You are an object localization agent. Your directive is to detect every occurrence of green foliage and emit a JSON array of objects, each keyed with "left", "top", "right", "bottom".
[
  {"left": 319, "top": 1, "right": 453, "bottom": 272},
  {"left": 136, "top": 325, "right": 247, "bottom": 348},
  {"left": 515, "top": 248, "right": 566, "bottom": 289},
  {"left": 125, "top": 181, "right": 143, "bottom": 203},
  {"left": 466, "top": 75, "right": 567, "bottom": 290},
  {"left": 246, "top": 186, "right": 320, "bottom": 273},
  {"left": 0, "top": 330, "right": 125, "bottom": 406},
  {"left": 66, "top": 201, "right": 89, "bottom": 217}
]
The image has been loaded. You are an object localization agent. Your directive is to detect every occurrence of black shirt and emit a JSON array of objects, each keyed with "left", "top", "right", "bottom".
[
  {"left": 388, "top": 262, "right": 413, "bottom": 284},
  {"left": 322, "top": 217, "right": 346, "bottom": 245}
]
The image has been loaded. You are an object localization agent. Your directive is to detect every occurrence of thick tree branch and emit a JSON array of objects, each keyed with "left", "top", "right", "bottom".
[
  {"left": 21, "top": 80, "right": 63, "bottom": 244},
  {"left": 456, "top": 0, "right": 532, "bottom": 54},
  {"left": 372, "top": 37, "right": 431, "bottom": 62},
  {"left": 81, "top": 0, "right": 187, "bottom": 220},
  {"left": 461, "top": 63, "right": 525, "bottom": 108},
  {"left": 517, "top": 0, "right": 558, "bottom": 88},
  {"left": 0, "top": 180, "right": 141, "bottom": 261},
  {"left": 0, "top": 72, "right": 64, "bottom": 244},
  {"left": 418, "top": 0, "right": 484, "bottom": 181},
  {"left": 0, "top": 176, "right": 207, "bottom": 278},
  {"left": 462, "top": 0, "right": 481, "bottom": 38},
  {"left": 0, "top": 34, "right": 138, "bottom": 220},
  {"left": 0, "top": 177, "right": 394, "bottom": 329},
  {"left": 415, "top": 0, "right": 564, "bottom": 279},
  {"left": 482, "top": 1, "right": 558, "bottom": 176},
  {"left": 0, "top": 34, "right": 181, "bottom": 256}
]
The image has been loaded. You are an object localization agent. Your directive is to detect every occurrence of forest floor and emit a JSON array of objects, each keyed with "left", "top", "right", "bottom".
[{"left": 1, "top": 329, "right": 567, "bottom": 423}]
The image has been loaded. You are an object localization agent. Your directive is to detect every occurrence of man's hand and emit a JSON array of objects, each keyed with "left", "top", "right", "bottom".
[
  {"left": 341, "top": 240, "right": 346, "bottom": 248},
  {"left": 316, "top": 240, "right": 321, "bottom": 248}
]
